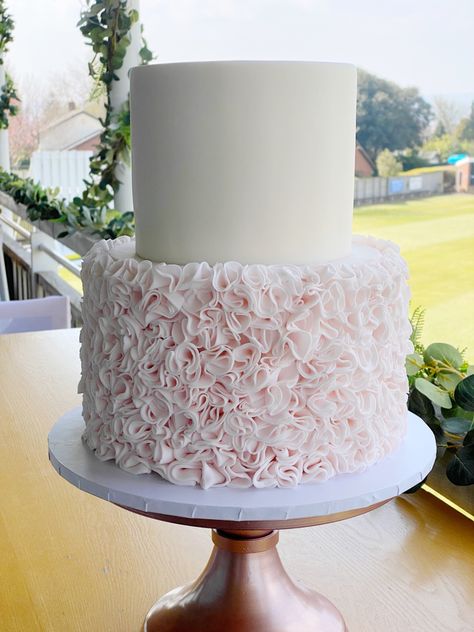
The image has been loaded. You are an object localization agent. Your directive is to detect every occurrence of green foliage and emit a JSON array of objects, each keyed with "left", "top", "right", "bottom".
[
  {"left": 414, "top": 377, "right": 452, "bottom": 409},
  {"left": 446, "top": 443, "right": 474, "bottom": 486},
  {"left": 398, "top": 149, "right": 431, "bottom": 172},
  {"left": 356, "top": 69, "right": 432, "bottom": 161},
  {"left": 0, "top": 73, "right": 18, "bottom": 129},
  {"left": 423, "top": 99, "right": 474, "bottom": 165},
  {"left": 375, "top": 149, "right": 402, "bottom": 177},
  {"left": 409, "top": 305, "right": 425, "bottom": 355},
  {"left": 433, "top": 120, "right": 447, "bottom": 138},
  {"left": 0, "top": 168, "right": 134, "bottom": 239},
  {"left": 0, "top": 2, "right": 18, "bottom": 129},
  {"left": 454, "top": 375, "right": 474, "bottom": 412},
  {"left": 422, "top": 133, "right": 474, "bottom": 163},
  {"left": 78, "top": 0, "right": 153, "bottom": 218},
  {"left": 406, "top": 352, "right": 423, "bottom": 376},
  {"left": 139, "top": 26, "right": 154, "bottom": 64},
  {"left": 0, "top": 1, "right": 150, "bottom": 238},
  {"left": 406, "top": 308, "right": 474, "bottom": 487},
  {"left": 0, "top": 1, "right": 14, "bottom": 59},
  {"left": 100, "top": 210, "right": 134, "bottom": 238},
  {"left": 0, "top": 169, "right": 65, "bottom": 220},
  {"left": 78, "top": 1, "right": 140, "bottom": 89},
  {"left": 456, "top": 101, "right": 474, "bottom": 142},
  {"left": 423, "top": 342, "right": 464, "bottom": 370},
  {"left": 78, "top": 100, "right": 131, "bottom": 213},
  {"left": 432, "top": 97, "right": 461, "bottom": 137}
]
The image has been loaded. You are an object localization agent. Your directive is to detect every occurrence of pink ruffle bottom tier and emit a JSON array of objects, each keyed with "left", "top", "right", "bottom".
[{"left": 79, "top": 235, "right": 412, "bottom": 489}]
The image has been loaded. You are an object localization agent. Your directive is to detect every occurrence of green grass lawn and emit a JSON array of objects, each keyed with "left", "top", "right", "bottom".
[{"left": 353, "top": 194, "right": 474, "bottom": 358}]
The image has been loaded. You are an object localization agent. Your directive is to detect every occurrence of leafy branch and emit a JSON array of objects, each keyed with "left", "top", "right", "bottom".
[
  {"left": 0, "top": 1, "right": 14, "bottom": 58},
  {"left": 77, "top": 0, "right": 153, "bottom": 218},
  {"left": 0, "top": 1, "right": 19, "bottom": 129},
  {"left": 0, "top": 168, "right": 134, "bottom": 239},
  {"left": 0, "top": 73, "right": 18, "bottom": 129},
  {"left": 406, "top": 308, "right": 474, "bottom": 486},
  {"left": 409, "top": 305, "right": 425, "bottom": 355},
  {"left": 0, "top": 2, "right": 154, "bottom": 239}
]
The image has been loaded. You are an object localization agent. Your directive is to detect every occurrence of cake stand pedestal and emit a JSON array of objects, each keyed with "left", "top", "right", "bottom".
[{"left": 49, "top": 409, "right": 436, "bottom": 632}]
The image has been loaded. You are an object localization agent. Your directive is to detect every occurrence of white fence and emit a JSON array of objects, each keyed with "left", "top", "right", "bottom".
[
  {"left": 29, "top": 150, "right": 92, "bottom": 202},
  {"left": 28, "top": 150, "right": 445, "bottom": 207},
  {"left": 354, "top": 171, "right": 444, "bottom": 204}
]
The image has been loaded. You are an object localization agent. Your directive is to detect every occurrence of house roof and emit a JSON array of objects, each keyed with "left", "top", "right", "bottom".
[
  {"left": 38, "top": 104, "right": 104, "bottom": 151},
  {"left": 356, "top": 143, "right": 375, "bottom": 169},
  {"left": 62, "top": 129, "right": 101, "bottom": 151},
  {"left": 41, "top": 109, "right": 100, "bottom": 135}
]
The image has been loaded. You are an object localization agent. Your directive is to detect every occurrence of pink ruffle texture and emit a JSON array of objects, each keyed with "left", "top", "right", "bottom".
[{"left": 79, "top": 235, "right": 412, "bottom": 489}]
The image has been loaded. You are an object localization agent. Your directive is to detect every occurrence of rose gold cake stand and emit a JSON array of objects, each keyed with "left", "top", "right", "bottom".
[
  {"left": 48, "top": 408, "right": 436, "bottom": 632},
  {"left": 123, "top": 502, "right": 389, "bottom": 632}
]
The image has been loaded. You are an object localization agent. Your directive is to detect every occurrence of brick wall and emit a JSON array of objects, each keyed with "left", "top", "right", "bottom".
[{"left": 355, "top": 146, "right": 374, "bottom": 177}]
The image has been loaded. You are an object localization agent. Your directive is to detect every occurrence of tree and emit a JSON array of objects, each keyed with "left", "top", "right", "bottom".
[
  {"left": 433, "top": 120, "right": 447, "bottom": 138},
  {"left": 7, "top": 108, "right": 39, "bottom": 165},
  {"left": 6, "top": 65, "right": 94, "bottom": 166},
  {"left": 357, "top": 69, "right": 432, "bottom": 161},
  {"left": 457, "top": 101, "right": 474, "bottom": 142},
  {"left": 398, "top": 148, "right": 431, "bottom": 172},
  {"left": 432, "top": 97, "right": 462, "bottom": 136},
  {"left": 421, "top": 133, "right": 473, "bottom": 163},
  {"left": 376, "top": 149, "right": 402, "bottom": 177}
]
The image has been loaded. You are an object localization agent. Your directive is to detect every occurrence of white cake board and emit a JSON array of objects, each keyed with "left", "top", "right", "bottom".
[{"left": 48, "top": 408, "right": 436, "bottom": 524}]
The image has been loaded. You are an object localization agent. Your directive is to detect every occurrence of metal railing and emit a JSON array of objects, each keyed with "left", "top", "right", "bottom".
[
  {"left": 0, "top": 214, "right": 30, "bottom": 239},
  {"left": 0, "top": 194, "right": 85, "bottom": 325},
  {"left": 37, "top": 242, "right": 81, "bottom": 278}
]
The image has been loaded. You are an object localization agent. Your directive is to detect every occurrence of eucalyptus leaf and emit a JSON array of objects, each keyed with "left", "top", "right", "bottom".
[
  {"left": 446, "top": 445, "right": 474, "bottom": 486},
  {"left": 415, "top": 377, "right": 452, "bottom": 409},
  {"left": 454, "top": 375, "right": 474, "bottom": 411},
  {"left": 407, "top": 389, "right": 444, "bottom": 445},
  {"left": 423, "top": 343, "right": 464, "bottom": 369},
  {"left": 407, "top": 387, "right": 436, "bottom": 422},
  {"left": 464, "top": 429, "right": 474, "bottom": 446},
  {"left": 441, "top": 405, "right": 473, "bottom": 420},
  {"left": 436, "top": 370, "right": 462, "bottom": 392},
  {"left": 406, "top": 353, "right": 423, "bottom": 376},
  {"left": 440, "top": 417, "right": 473, "bottom": 436}
]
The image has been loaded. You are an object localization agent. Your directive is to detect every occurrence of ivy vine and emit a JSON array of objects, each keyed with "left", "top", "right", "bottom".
[
  {"left": 0, "top": 1, "right": 19, "bottom": 130},
  {"left": 0, "top": 73, "right": 18, "bottom": 129},
  {"left": 77, "top": 0, "right": 153, "bottom": 222},
  {"left": 0, "top": 0, "right": 149, "bottom": 240},
  {"left": 0, "top": 1, "right": 14, "bottom": 56}
]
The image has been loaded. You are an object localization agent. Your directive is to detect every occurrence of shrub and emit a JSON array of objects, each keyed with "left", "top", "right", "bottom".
[{"left": 376, "top": 149, "right": 403, "bottom": 177}]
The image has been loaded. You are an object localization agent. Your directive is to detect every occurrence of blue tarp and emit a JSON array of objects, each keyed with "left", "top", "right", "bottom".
[{"left": 447, "top": 153, "right": 468, "bottom": 164}]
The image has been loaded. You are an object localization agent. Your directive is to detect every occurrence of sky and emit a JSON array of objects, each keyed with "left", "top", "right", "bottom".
[{"left": 5, "top": 0, "right": 474, "bottom": 109}]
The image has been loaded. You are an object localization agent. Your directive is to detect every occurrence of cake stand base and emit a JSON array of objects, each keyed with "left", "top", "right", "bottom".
[
  {"left": 48, "top": 409, "right": 436, "bottom": 632},
  {"left": 144, "top": 529, "right": 347, "bottom": 632}
]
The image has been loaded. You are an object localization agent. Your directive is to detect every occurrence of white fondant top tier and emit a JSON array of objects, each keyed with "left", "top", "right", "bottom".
[{"left": 130, "top": 61, "right": 356, "bottom": 265}]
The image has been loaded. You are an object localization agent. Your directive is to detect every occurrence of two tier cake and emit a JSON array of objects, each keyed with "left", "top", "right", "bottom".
[{"left": 79, "top": 62, "right": 412, "bottom": 488}]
